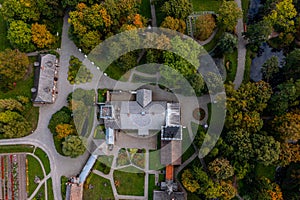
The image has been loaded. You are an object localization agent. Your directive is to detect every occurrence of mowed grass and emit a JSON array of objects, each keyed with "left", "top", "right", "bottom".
[
  {"left": 243, "top": 49, "right": 253, "bottom": 84},
  {"left": 34, "top": 148, "right": 51, "bottom": 175},
  {"left": 182, "top": 128, "right": 196, "bottom": 163},
  {"left": 61, "top": 176, "right": 69, "bottom": 200},
  {"left": 241, "top": 0, "right": 250, "bottom": 23},
  {"left": 149, "top": 150, "right": 164, "bottom": 170},
  {"left": 255, "top": 163, "right": 276, "bottom": 182},
  {"left": 225, "top": 49, "right": 238, "bottom": 83},
  {"left": 27, "top": 155, "right": 44, "bottom": 197},
  {"left": 47, "top": 178, "right": 54, "bottom": 200},
  {"left": 33, "top": 183, "right": 45, "bottom": 199},
  {"left": 83, "top": 173, "right": 114, "bottom": 200},
  {"left": 113, "top": 166, "right": 145, "bottom": 196},
  {"left": 140, "top": 0, "right": 151, "bottom": 19},
  {"left": 0, "top": 145, "right": 34, "bottom": 153},
  {"left": 192, "top": 0, "right": 222, "bottom": 12}
]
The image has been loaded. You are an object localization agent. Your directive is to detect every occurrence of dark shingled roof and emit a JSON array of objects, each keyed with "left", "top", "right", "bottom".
[
  {"left": 153, "top": 190, "right": 185, "bottom": 200},
  {"left": 136, "top": 89, "right": 152, "bottom": 107},
  {"left": 160, "top": 140, "right": 182, "bottom": 165}
]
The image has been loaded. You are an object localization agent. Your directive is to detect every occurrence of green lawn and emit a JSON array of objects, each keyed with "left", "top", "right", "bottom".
[
  {"left": 192, "top": 0, "right": 222, "bottom": 12},
  {"left": 0, "top": 145, "right": 34, "bottom": 153},
  {"left": 27, "top": 155, "right": 44, "bottom": 197},
  {"left": 132, "top": 73, "right": 157, "bottom": 83},
  {"left": 33, "top": 183, "right": 45, "bottom": 199},
  {"left": 84, "top": 173, "right": 114, "bottom": 200},
  {"left": 241, "top": 0, "right": 250, "bottom": 23},
  {"left": 93, "top": 125, "right": 105, "bottom": 139},
  {"left": 113, "top": 166, "right": 145, "bottom": 196},
  {"left": 47, "top": 178, "right": 54, "bottom": 200},
  {"left": 148, "top": 174, "right": 160, "bottom": 200},
  {"left": 149, "top": 150, "right": 164, "bottom": 170},
  {"left": 255, "top": 163, "right": 276, "bottom": 182},
  {"left": 203, "top": 29, "right": 224, "bottom": 52},
  {"left": 94, "top": 155, "right": 113, "bottom": 174},
  {"left": 61, "top": 176, "right": 69, "bottom": 200},
  {"left": 225, "top": 49, "right": 238, "bottom": 83},
  {"left": 182, "top": 128, "right": 196, "bottom": 163},
  {"left": 243, "top": 49, "right": 253, "bottom": 84},
  {"left": 140, "top": 0, "right": 152, "bottom": 19},
  {"left": 135, "top": 64, "right": 160, "bottom": 75},
  {"left": 0, "top": 71, "right": 39, "bottom": 133},
  {"left": 34, "top": 147, "right": 51, "bottom": 175}
]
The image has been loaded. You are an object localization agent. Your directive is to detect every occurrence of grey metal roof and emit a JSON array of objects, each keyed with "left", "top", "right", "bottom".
[
  {"left": 160, "top": 140, "right": 182, "bottom": 165},
  {"left": 166, "top": 103, "right": 181, "bottom": 126},
  {"left": 153, "top": 190, "right": 185, "bottom": 200},
  {"left": 136, "top": 89, "right": 152, "bottom": 107},
  {"left": 33, "top": 54, "right": 57, "bottom": 103}
]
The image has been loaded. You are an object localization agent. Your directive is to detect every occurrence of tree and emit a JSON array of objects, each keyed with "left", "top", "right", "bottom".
[
  {"left": 243, "top": 20, "right": 273, "bottom": 52},
  {"left": 261, "top": 56, "right": 279, "bottom": 82},
  {"left": 160, "top": 16, "right": 186, "bottom": 33},
  {"left": 216, "top": 32, "right": 238, "bottom": 55},
  {"left": 284, "top": 49, "right": 300, "bottom": 80},
  {"left": 7, "top": 20, "right": 35, "bottom": 52},
  {"left": 62, "top": 135, "right": 86, "bottom": 158},
  {"left": 181, "top": 169, "right": 200, "bottom": 193},
  {"left": 0, "top": 99, "right": 24, "bottom": 112},
  {"left": 0, "top": 0, "right": 40, "bottom": 22},
  {"left": 48, "top": 107, "right": 72, "bottom": 134},
  {"left": 217, "top": 1, "right": 242, "bottom": 32},
  {"left": 265, "top": 0, "right": 297, "bottom": 34},
  {"left": 0, "top": 110, "right": 31, "bottom": 138},
  {"left": 55, "top": 124, "right": 76, "bottom": 140},
  {"left": 0, "top": 49, "right": 29, "bottom": 85},
  {"left": 279, "top": 143, "right": 300, "bottom": 166},
  {"left": 272, "top": 109, "right": 300, "bottom": 142},
  {"left": 194, "top": 14, "right": 216, "bottom": 41},
  {"left": 161, "top": 0, "right": 193, "bottom": 20},
  {"left": 208, "top": 158, "right": 234, "bottom": 180},
  {"left": 252, "top": 133, "right": 280, "bottom": 166},
  {"left": 31, "top": 23, "right": 55, "bottom": 48}
]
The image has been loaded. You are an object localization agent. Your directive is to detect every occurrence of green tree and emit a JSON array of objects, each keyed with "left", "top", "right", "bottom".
[
  {"left": 217, "top": 1, "right": 242, "bottom": 32},
  {"left": 0, "top": 0, "right": 40, "bottom": 22},
  {"left": 160, "top": 16, "right": 186, "bottom": 33},
  {"left": 216, "top": 32, "right": 238, "bottom": 55},
  {"left": 0, "top": 49, "right": 30, "bottom": 85},
  {"left": 0, "top": 110, "right": 31, "bottom": 138},
  {"left": 7, "top": 20, "right": 35, "bottom": 52},
  {"left": 208, "top": 158, "right": 234, "bottom": 180},
  {"left": 62, "top": 135, "right": 86, "bottom": 158},
  {"left": 284, "top": 49, "right": 300, "bottom": 80},
  {"left": 0, "top": 99, "right": 24, "bottom": 112},
  {"left": 261, "top": 56, "right": 279, "bottom": 82},
  {"left": 161, "top": 0, "right": 193, "bottom": 20},
  {"left": 194, "top": 14, "right": 216, "bottom": 41},
  {"left": 243, "top": 20, "right": 273, "bottom": 52}
]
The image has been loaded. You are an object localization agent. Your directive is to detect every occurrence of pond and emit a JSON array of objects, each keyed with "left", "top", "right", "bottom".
[{"left": 250, "top": 42, "right": 285, "bottom": 82}]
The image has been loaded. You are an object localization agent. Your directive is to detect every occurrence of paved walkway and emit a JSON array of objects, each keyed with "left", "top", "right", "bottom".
[
  {"left": 150, "top": 0, "right": 157, "bottom": 27},
  {"left": 233, "top": 0, "right": 247, "bottom": 89}
]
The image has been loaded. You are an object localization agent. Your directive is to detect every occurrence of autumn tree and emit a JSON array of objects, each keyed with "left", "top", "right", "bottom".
[
  {"left": 261, "top": 56, "right": 279, "bottom": 82},
  {"left": 7, "top": 20, "right": 35, "bottom": 52},
  {"left": 278, "top": 143, "right": 300, "bottom": 166},
  {"left": 217, "top": 1, "right": 242, "bottom": 32},
  {"left": 0, "top": 49, "right": 29, "bottom": 85},
  {"left": 56, "top": 124, "right": 76, "bottom": 140},
  {"left": 31, "top": 23, "right": 55, "bottom": 48},
  {"left": 0, "top": 99, "right": 24, "bottom": 112},
  {"left": 161, "top": 0, "right": 193, "bottom": 20},
  {"left": 160, "top": 16, "right": 186, "bottom": 33},
  {"left": 62, "top": 135, "right": 86, "bottom": 158},
  {"left": 208, "top": 158, "right": 234, "bottom": 180},
  {"left": 272, "top": 109, "right": 300, "bottom": 142},
  {"left": 48, "top": 107, "right": 72, "bottom": 134},
  {"left": 194, "top": 14, "right": 216, "bottom": 41},
  {"left": 181, "top": 169, "right": 200, "bottom": 193}
]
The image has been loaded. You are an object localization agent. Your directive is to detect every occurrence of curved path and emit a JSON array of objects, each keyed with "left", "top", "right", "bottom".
[{"left": 233, "top": 0, "right": 247, "bottom": 89}]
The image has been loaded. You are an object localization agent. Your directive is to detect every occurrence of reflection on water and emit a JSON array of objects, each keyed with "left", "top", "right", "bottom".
[{"left": 250, "top": 43, "right": 285, "bottom": 82}]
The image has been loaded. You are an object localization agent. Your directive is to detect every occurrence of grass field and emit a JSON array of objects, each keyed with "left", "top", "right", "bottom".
[
  {"left": 61, "top": 176, "right": 68, "bottom": 200},
  {"left": 33, "top": 183, "right": 45, "bottom": 199},
  {"left": 181, "top": 128, "right": 196, "bottom": 163},
  {"left": 243, "top": 49, "right": 254, "bottom": 84},
  {"left": 47, "top": 178, "right": 54, "bottom": 200},
  {"left": 148, "top": 174, "right": 160, "bottom": 199},
  {"left": 140, "top": 0, "right": 152, "bottom": 19},
  {"left": 0, "top": 145, "right": 34, "bottom": 153},
  {"left": 27, "top": 155, "right": 44, "bottom": 196},
  {"left": 113, "top": 166, "right": 145, "bottom": 196},
  {"left": 94, "top": 155, "right": 113, "bottom": 174},
  {"left": 192, "top": 0, "right": 222, "bottom": 12},
  {"left": 225, "top": 50, "right": 238, "bottom": 83},
  {"left": 241, "top": 0, "right": 250, "bottom": 23},
  {"left": 149, "top": 150, "right": 164, "bottom": 170},
  {"left": 34, "top": 148, "right": 51, "bottom": 175},
  {"left": 84, "top": 173, "right": 114, "bottom": 200}
]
